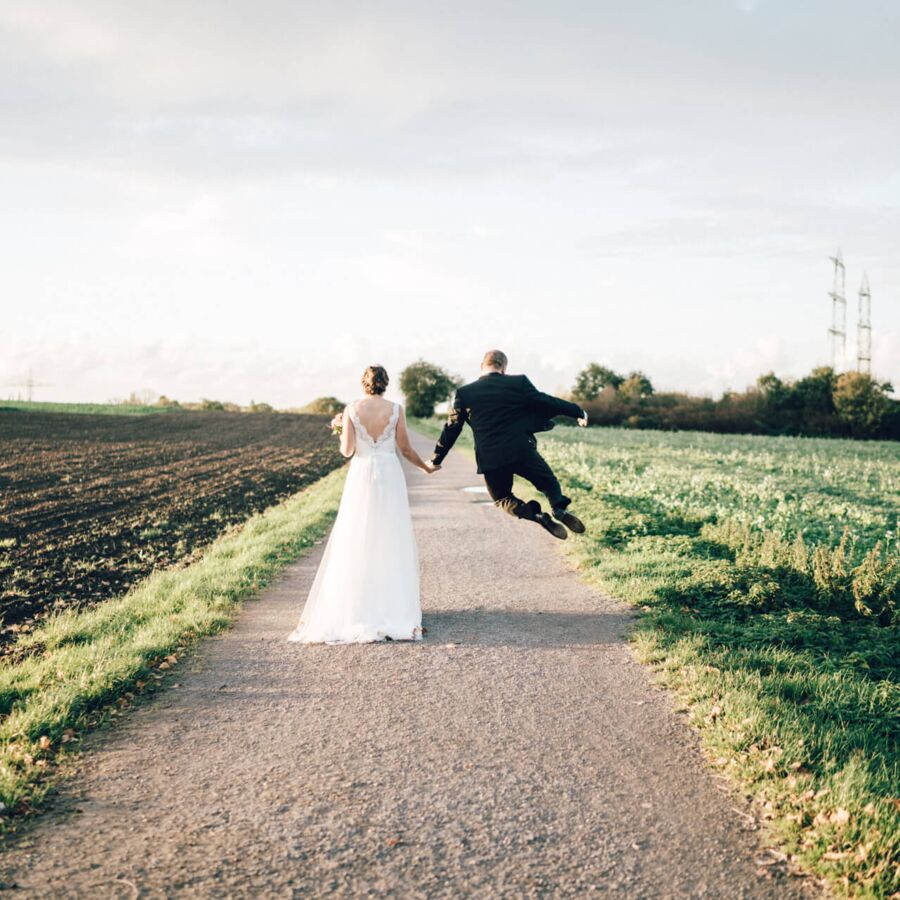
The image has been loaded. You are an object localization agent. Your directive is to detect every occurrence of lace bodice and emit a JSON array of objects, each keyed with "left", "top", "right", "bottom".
[{"left": 348, "top": 401, "right": 400, "bottom": 457}]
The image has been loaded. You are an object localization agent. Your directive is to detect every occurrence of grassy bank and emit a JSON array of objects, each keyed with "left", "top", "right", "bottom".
[
  {"left": 0, "top": 466, "right": 346, "bottom": 827},
  {"left": 414, "top": 418, "right": 899, "bottom": 897}
]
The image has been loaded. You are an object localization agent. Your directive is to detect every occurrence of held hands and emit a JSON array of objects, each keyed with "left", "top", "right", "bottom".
[
  {"left": 424, "top": 461, "right": 441, "bottom": 474},
  {"left": 577, "top": 411, "right": 589, "bottom": 428}
]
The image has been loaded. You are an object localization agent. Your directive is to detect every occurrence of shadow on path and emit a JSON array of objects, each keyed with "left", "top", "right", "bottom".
[{"left": 423, "top": 608, "right": 633, "bottom": 647}]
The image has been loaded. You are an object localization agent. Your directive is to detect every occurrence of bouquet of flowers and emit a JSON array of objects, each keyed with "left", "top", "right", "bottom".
[{"left": 329, "top": 412, "right": 343, "bottom": 436}]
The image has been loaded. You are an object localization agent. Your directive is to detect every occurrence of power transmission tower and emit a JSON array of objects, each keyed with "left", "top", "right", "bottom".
[
  {"left": 827, "top": 250, "right": 847, "bottom": 371},
  {"left": 857, "top": 272, "right": 872, "bottom": 374},
  {"left": 3, "top": 369, "right": 53, "bottom": 402}
]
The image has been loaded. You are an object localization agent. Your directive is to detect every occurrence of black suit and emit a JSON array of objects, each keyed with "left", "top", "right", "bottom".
[{"left": 432, "top": 372, "right": 584, "bottom": 519}]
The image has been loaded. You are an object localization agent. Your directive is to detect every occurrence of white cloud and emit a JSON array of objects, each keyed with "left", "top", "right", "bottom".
[
  {"left": 1, "top": 1, "right": 898, "bottom": 406},
  {"left": 700, "top": 336, "right": 790, "bottom": 393},
  {"left": 3, "top": 3, "right": 121, "bottom": 62}
]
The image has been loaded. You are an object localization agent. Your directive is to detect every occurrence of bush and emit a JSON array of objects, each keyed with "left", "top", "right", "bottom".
[
  {"left": 697, "top": 521, "right": 899, "bottom": 626},
  {"left": 833, "top": 371, "right": 891, "bottom": 437},
  {"left": 572, "top": 363, "right": 623, "bottom": 402},
  {"left": 300, "top": 397, "right": 345, "bottom": 416},
  {"left": 882, "top": 398, "right": 900, "bottom": 440},
  {"left": 399, "top": 360, "right": 460, "bottom": 418},
  {"left": 620, "top": 371, "right": 654, "bottom": 402}
]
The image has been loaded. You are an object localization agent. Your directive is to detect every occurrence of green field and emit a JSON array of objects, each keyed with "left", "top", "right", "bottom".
[
  {"left": 0, "top": 400, "right": 183, "bottom": 415},
  {"left": 543, "top": 426, "right": 898, "bottom": 552},
  {"left": 415, "top": 419, "right": 899, "bottom": 896}
]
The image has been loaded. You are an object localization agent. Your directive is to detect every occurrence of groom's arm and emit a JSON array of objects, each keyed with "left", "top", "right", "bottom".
[
  {"left": 521, "top": 376, "right": 585, "bottom": 421},
  {"left": 432, "top": 393, "right": 468, "bottom": 465}
]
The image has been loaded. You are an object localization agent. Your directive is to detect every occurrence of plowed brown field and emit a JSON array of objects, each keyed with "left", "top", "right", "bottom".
[{"left": 0, "top": 410, "right": 343, "bottom": 646}]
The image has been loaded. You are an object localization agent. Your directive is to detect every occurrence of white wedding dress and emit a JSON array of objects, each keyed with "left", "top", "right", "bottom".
[{"left": 288, "top": 400, "right": 423, "bottom": 644}]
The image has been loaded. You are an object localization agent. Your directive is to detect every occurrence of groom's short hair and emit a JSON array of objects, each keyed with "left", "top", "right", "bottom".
[{"left": 482, "top": 349, "right": 508, "bottom": 370}]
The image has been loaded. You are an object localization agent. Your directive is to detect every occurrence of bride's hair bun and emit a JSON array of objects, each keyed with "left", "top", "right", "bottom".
[{"left": 362, "top": 365, "right": 389, "bottom": 396}]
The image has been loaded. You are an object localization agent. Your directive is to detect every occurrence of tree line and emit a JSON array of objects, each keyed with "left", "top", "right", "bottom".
[
  {"left": 280, "top": 358, "right": 900, "bottom": 441},
  {"left": 390, "top": 359, "right": 898, "bottom": 441},
  {"left": 570, "top": 362, "right": 898, "bottom": 440}
]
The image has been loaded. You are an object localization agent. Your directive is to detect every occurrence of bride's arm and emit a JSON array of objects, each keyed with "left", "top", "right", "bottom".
[
  {"left": 339, "top": 407, "right": 356, "bottom": 458},
  {"left": 395, "top": 407, "right": 438, "bottom": 473}
]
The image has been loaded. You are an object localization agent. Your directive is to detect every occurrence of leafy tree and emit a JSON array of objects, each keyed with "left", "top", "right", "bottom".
[
  {"left": 620, "top": 371, "right": 654, "bottom": 402},
  {"left": 793, "top": 366, "right": 837, "bottom": 415},
  {"left": 200, "top": 398, "right": 225, "bottom": 411},
  {"left": 757, "top": 372, "right": 788, "bottom": 404},
  {"left": 833, "top": 372, "right": 890, "bottom": 437},
  {"left": 756, "top": 372, "right": 793, "bottom": 430},
  {"left": 247, "top": 400, "right": 275, "bottom": 413},
  {"left": 399, "top": 360, "right": 460, "bottom": 418},
  {"left": 301, "top": 396, "right": 345, "bottom": 416},
  {"left": 572, "top": 363, "right": 624, "bottom": 402},
  {"left": 881, "top": 396, "right": 900, "bottom": 441}
]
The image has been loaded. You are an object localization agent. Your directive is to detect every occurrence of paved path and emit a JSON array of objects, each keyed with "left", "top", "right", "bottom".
[{"left": 1, "top": 433, "right": 815, "bottom": 898}]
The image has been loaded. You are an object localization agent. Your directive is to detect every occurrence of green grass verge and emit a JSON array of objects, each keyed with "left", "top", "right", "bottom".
[
  {"left": 413, "top": 418, "right": 899, "bottom": 897},
  {"left": 0, "top": 466, "right": 346, "bottom": 826},
  {"left": 0, "top": 400, "right": 184, "bottom": 415},
  {"left": 561, "top": 511, "right": 898, "bottom": 898}
]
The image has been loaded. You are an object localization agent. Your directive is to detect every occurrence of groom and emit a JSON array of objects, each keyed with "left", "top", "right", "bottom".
[{"left": 431, "top": 350, "right": 589, "bottom": 540}]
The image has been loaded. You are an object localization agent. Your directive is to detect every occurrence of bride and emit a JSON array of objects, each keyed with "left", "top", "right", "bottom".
[{"left": 288, "top": 365, "right": 439, "bottom": 644}]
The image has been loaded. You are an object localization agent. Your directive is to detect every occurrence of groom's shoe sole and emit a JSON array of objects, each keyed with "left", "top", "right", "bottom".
[
  {"left": 537, "top": 513, "right": 568, "bottom": 540},
  {"left": 554, "top": 510, "right": 586, "bottom": 534}
]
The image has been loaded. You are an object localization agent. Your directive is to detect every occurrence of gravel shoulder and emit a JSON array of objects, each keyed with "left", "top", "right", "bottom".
[{"left": 0, "top": 432, "right": 819, "bottom": 897}]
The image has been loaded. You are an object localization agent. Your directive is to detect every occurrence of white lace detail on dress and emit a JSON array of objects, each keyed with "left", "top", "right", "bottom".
[{"left": 349, "top": 401, "right": 400, "bottom": 450}]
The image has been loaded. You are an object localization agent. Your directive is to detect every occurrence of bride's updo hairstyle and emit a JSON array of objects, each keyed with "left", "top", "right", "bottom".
[{"left": 362, "top": 365, "right": 389, "bottom": 396}]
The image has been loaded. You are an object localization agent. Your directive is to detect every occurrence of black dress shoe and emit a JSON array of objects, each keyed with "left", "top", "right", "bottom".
[
  {"left": 537, "top": 512, "right": 568, "bottom": 540},
  {"left": 553, "top": 509, "right": 586, "bottom": 534},
  {"left": 516, "top": 499, "right": 542, "bottom": 521}
]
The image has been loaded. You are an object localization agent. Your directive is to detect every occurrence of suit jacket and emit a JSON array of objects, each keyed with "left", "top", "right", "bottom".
[{"left": 432, "top": 372, "right": 584, "bottom": 474}]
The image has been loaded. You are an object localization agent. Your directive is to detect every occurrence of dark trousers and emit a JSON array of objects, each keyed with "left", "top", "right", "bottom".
[{"left": 482, "top": 446, "right": 570, "bottom": 520}]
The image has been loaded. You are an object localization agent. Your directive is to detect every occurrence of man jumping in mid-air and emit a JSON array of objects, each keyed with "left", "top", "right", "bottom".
[{"left": 431, "top": 349, "right": 589, "bottom": 540}]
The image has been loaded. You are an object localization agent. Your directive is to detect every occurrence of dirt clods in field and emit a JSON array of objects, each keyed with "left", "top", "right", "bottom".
[{"left": 0, "top": 410, "right": 344, "bottom": 649}]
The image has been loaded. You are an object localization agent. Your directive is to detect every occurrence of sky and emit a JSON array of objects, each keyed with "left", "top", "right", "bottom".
[{"left": 2, "top": 0, "right": 899, "bottom": 407}]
